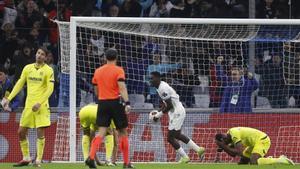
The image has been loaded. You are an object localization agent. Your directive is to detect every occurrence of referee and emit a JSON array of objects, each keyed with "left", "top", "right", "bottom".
[{"left": 86, "top": 48, "right": 134, "bottom": 169}]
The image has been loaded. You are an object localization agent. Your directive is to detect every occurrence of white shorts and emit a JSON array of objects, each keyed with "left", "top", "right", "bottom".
[{"left": 168, "top": 106, "right": 186, "bottom": 131}]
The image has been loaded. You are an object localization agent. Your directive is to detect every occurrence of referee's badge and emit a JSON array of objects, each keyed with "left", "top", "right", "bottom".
[{"left": 40, "top": 72, "right": 43, "bottom": 76}]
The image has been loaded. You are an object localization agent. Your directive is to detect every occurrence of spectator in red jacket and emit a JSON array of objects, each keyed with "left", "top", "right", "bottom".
[{"left": 47, "top": 1, "right": 71, "bottom": 45}]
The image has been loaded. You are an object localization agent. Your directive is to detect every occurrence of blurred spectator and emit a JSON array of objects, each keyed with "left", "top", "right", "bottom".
[
  {"left": 16, "top": 0, "right": 28, "bottom": 13},
  {"left": 172, "top": 66, "right": 200, "bottom": 107},
  {"left": 0, "top": 65, "right": 20, "bottom": 111},
  {"left": 15, "top": 0, "right": 43, "bottom": 37},
  {"left": 255, "top": 55, "right": 287, "bottom": 108},
  {"left": 1, "top": 0, "right": 17, "bottom": 29},
  {"left": 108, "top": 4, "right": 120, "bottom": 17},
  {"left": 38, "top": 0, "right": 55, "bottom": 16},
  {"left": 218, "top": 66, "right": 259, "bottom": 113},
  {"left": 149, "top": 0, "right": 173, "bottom": 17},
  {"left": 89, "top": 30, "right": 105, "bottom": 56},
  {"left": 45, "top": 51, "right": 59, "bottom": 107},
  {"left": 169, "top": 0, "right": 191, "bottom": 17},
  {"left": 73, "top": 0, "right": 95, "bottom": 16},
  {"left": 11, "top": 42, "right": 35, "bottom": 83},
  {"left": 119, "top": 0, "right": 142, "bottom": 17},
  {"left": 48, "top": 1, "right": 71, "bottom": 45},
  {"left": 209, "top": 55, "right": 225, "bottom": 107},
  {"left": 0, "top": 22, "right": 18, "bottom": 66},
  {"left": 256, "top": 0, "right": 289, "bottom": 18}
]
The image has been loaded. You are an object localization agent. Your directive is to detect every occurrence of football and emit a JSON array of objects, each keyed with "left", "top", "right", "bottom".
[{"left": 149, "top": 110, "right": 159, "bottom": 122}]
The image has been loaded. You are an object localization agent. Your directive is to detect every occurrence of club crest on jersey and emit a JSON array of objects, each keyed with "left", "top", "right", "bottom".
[
  {"left": 162, "top": 92, "right": 168, "bottom": 97},
  {"left": 40, "top": 72, "right": 43, "bottom": 76}
]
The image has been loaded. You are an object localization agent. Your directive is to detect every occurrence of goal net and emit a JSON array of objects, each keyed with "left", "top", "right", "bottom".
[{"left": 52, "top": 18, "right": 300, "bottom": 163}]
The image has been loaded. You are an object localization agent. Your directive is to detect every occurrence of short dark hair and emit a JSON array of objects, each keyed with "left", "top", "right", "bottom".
[
  {"left": 150, "top": 71, "right": 161, "bottom": 78},
  {"left": 0, "top": 65, "right": 7, "bottom": 74},
  {"left": 38, "top": 46, "right": 49, "bottom": 56},
  {"left": 105, "top": 48, "right": 118, "bottom": 61},
  {"left": 215, "top": 133, "right": 224, "bottom": 141}
]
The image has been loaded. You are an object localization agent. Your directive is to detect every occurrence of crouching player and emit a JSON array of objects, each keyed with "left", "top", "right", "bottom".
[
  {"left": 215, "top": 127, "right": 294, "bottom": 165},
  {"left": 79, "top": 103, "right": 118, "bottom": 166}
]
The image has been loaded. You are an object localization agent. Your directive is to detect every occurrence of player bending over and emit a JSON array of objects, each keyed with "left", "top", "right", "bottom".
[
  {"left": 2, "top": 47, "right": 54, "bottom": 167},
  {"left": 79, "top": 104, "right": 118, "bottom": 166},
  {"left": 149, "top": 71, "right": 205, "bottom": 163},
  {"left": 215, "top": 127, "right": 294, "bottom": 165}
]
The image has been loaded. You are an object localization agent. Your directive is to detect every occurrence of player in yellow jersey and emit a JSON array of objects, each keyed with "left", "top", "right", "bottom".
[
  {"left": 79, "top": 104, "right": 118, "bottom": 166},
  {"left": 1, "top": 47, "right": 54, "bottom": 167},
  {"left": 215, "top": 127, "right": 294, "bottom": 165}
]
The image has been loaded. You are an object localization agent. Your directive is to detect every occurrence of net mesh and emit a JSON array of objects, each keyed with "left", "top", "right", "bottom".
[
  {"left": 57, "top": 20, "right": 300, "bottom": 109},
  {"left": 52, "top": 19, "right": 300, "bottom": 163},
  {"left": 51, "top": 112, "right": 300, "bottom": 163}
]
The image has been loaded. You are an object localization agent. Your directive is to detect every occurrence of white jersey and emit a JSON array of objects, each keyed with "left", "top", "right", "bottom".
[{"left": 156, "top": 81, "right": 185, "bottom": 130}]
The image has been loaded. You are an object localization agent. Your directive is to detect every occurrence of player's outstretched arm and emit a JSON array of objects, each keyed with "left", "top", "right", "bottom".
[{"left": 7, "top": 67, "right": 27, "bottom": 102}]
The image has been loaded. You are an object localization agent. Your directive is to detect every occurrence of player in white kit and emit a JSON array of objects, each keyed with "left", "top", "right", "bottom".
[{"left": 149, "top": 71, "right": 205, "bottom": 163}]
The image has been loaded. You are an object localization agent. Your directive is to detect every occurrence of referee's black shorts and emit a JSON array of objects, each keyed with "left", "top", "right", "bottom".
[{"left": 96, "top": 99, "right": 128, "bottom": 130}]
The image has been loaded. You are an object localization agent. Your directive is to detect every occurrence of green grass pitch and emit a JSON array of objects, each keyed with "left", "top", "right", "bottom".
[{"left": 0, "top": 163, "right": 298, "bottom": 169}]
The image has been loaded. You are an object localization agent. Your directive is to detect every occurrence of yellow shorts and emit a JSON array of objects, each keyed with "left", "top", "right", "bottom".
[
  {"left": 243, "top": 136, "right": 271, "bottom": 158},
  {"left": 20, "top": 104, "right": 51, "bottom": 128}
]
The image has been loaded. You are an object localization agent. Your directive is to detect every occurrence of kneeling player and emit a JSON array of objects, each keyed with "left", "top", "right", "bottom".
[
  {"left": 215, "top": 127, "right": 294, "bottom": 165},
  {"left": 79, "top": 104, "right": 118, "bottom": 166},
  {"left": 149, "top": 71, "right": 205, "bottom": 163}
]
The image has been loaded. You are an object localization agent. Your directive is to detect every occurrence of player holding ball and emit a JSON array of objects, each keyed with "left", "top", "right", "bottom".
[{"left": 149, "top": 71, "right": 205, "bottom": 163}]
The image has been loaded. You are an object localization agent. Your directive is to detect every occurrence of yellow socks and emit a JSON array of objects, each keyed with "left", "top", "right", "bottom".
[
  {"left": 82, "top": 135, "right": 90, "bottom": 160},
  {"left": 36, "top": 137, "right": 45, "bottom": 162},
  {"left": 258, "top": 156, "right": 294, "bottom": 165},
  {"left": 105, "top": 135, "right": 114, "bottom": 162},
  {"left": 20, "top": 139, "right": 30, "bottom": 161},
  {"left": 258, "top": 157, "right": 278, "bottom": 165}
]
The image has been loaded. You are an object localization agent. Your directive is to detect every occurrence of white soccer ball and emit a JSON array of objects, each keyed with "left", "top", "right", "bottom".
[{"left": 149, "top": 110, "right": 159, "bottom": 121}]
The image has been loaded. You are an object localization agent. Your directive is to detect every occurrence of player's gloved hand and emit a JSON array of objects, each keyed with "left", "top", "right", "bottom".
[{"left": 32, "top": 103, "right": 41, "bottom": 112}]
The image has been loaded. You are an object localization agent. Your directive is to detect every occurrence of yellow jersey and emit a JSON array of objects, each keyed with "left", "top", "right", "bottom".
[
  {"left": 227, "top": 127, "right": 268, "bottom": 147},
  {"left": 8, "top": 63, "right": 54, "bottom": 107},
  {"left": 79, "top": 104, "right": 116, "bottom": 130},
  {"left": 79, "top": 104, "right": 98, "bottom": 126}
]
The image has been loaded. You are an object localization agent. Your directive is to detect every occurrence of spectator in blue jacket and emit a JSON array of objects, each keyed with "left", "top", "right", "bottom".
[
  {"left": 217, "top": 65, "right": 258, "bottom": 113},
  {"left": 0, "top": 65, "right": 20, "bottom": 111}
]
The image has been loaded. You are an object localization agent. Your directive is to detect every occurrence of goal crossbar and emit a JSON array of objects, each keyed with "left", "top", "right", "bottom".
[{"left": 71, "top": 17, "right": 300, "bottom": 25}]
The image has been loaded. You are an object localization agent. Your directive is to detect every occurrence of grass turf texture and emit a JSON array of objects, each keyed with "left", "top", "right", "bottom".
[{"left": 0, "top": 163, "right": 299, "bottom": 169}]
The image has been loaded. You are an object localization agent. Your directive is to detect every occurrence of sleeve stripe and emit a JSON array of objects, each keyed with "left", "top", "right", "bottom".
[{"left": 118, "top": 78, "right": 125, "bottom": 82}]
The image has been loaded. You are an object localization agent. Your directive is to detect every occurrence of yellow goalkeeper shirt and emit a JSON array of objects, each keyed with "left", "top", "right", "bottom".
[
  {"left": 227, "top": 127, "right": 268, "bottom": 147},
  {"left": 8, "top": 63, "right": 54, "bottom": 107}
]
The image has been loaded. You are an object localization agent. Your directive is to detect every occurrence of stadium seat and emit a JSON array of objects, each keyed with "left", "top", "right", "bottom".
[
  {"left": 194, "top": 94, "right": 210, "bottom": 108},
  {"left": 256, "top": 96, "right": 271, "bottom": 108},
  {"left": 132, "top": 103, "right": 154, "bottom": 109},
  {"left": 129, "top": 94, "right": 145, "bottom": 103}
]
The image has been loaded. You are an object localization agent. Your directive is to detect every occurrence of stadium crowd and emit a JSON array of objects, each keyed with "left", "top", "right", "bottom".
[{"left": 1, "top": 0, "right": 300, "bottom": 110}]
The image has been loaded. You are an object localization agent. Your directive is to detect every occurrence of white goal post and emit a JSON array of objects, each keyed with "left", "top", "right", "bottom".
[{"left": 63, "top": 17, "right": 300, "bottom": 162}]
